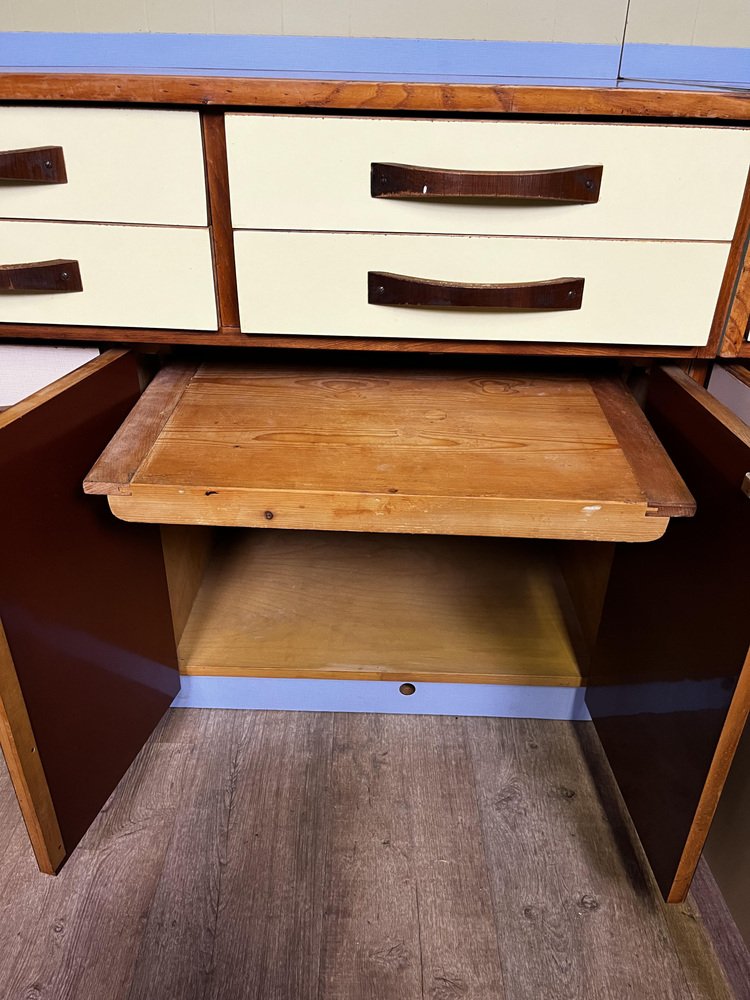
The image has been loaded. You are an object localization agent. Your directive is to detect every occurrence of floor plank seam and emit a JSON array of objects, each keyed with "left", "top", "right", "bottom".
[
  {"left": 201, "top": 712, "right": 242, "bottom": 999},
  {"left": 413, "top": 874, "right": 426, "bottom": 1000},
  {"left": 123, "top": 727, "right": 208, "bottom": 1000},
  {"left": 462, "top": 717, "right": 510, "bottom": 1000},
  {"left": 317, "top": 713, "right": 337, "bottom": 1000}
]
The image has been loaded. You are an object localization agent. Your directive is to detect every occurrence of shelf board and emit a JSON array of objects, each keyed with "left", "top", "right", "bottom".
[
  {"left": 85, "top": 361, "right": 695, "bottom": 542},
  {"left": 178, "top": 530, "right": 584, "bottom": 686}
]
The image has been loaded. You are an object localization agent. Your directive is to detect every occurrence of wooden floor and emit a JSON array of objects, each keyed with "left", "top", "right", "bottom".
[{"left": 0, "top": 710, "right": 737, "bottom": 1000}]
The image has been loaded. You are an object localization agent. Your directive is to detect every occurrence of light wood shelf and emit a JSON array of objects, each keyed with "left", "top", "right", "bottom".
[
  {"left": 177, "top": 530, "right": 585, "bottom": 686},
  {"left": 85, "top": 361, "right": 695, "bottom": 543}
]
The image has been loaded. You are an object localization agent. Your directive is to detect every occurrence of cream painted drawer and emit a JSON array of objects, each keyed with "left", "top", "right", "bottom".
[
  {"left": 0, "top": 222, "right": 217, "bottom": 330},
  {"left": 234, "top": 231, "right": 729, "bottom": 346},
  {"left": 0, "top": 108, "right": 207, "bottom": 226},
  {"left": 226, "top": 115, "right": 750, "bottom": 241}
]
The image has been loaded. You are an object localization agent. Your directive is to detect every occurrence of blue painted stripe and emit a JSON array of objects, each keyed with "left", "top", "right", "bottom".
[
  {"left": 621, "top": 43, "right": 750, "bottom": 88},
  {"left": 0, "top": 32, "right": 619, "bottom": 81},
  {"left": 172, "top": 676, "right": 591, "bottom": 721}
]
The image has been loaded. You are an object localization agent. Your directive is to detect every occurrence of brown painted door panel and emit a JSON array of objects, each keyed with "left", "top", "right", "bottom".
[
  {"left": 586, "top": 365, "right": 750, "bottom": 902},
  {"left": 0, "top": 350, "right": 179, "bottom": 873}
]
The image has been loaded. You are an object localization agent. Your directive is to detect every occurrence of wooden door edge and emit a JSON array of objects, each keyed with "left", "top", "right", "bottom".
[
  {"left": 0, "top": 618, "right": 65, "bottom": 874},
  {"left": 667, "top": 653, "right": 750, "bottom": 903}
]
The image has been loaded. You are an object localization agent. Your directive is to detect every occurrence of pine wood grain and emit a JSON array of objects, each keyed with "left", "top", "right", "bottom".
[
  {"left": 84, "top": 361, "right": 198, "bottom": 495},
  {"left": 160, "top": 525, "right": 215, "bottom": 646},
  {"left": 1, "top": 74, "right": 750, "bottom": 119},
  {"left": 86, "top": 362, "right": 692, "bottom": 542},
  {"left": 177, "top": 531, "right": 583, "bottom": 685}
]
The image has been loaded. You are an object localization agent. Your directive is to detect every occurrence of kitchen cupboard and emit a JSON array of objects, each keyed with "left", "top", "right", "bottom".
[{"left": 0, "top": 73, "right": 749, "bottom": 905}]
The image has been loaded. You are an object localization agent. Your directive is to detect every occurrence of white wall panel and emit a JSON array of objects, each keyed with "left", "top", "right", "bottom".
[
  {"left": 0, "top": 345, "right": 100, "bottom": 406},
  {"left": 2, "top": 0, "right": 630, "bottom": 43},
  {"left": 624, "top": 0, "right": 750, "bottom": 49}
]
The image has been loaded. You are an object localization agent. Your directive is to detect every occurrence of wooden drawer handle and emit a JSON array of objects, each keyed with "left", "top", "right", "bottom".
[
  {"left": 0, "top": 259, "right": 82, "bottom": 292},
  {"left": 0, "top": 146, "right": 67, "bottom": 184},
  {"left": 371, "top": 163, "right": 603, "bottom": 203},
  {"left": 368, "top": 272, "right": 584, "bottom": 310}
]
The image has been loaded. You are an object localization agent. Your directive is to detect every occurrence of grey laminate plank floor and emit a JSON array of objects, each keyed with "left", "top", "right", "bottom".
[{"left": 0, "top": 710, "right": 737, "bottom": 1000}]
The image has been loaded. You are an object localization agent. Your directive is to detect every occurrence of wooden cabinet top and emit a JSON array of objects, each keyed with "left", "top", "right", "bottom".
[{"left": 0, "top": 72, "right": 750, "bottom": 119}]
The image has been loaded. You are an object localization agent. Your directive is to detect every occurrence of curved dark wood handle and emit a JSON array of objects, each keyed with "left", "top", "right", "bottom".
[
  {"left": 0, "top": 260, "right": 82, "bottom": 292},
  {"left": 371, "top": 163, "right": 602, "bottom": 203},
  {"left": 0, "top": 146, "right": 67, "bottom": 184},
  {"left": 368, "top": 272, "right": 584, "bottom": 310}
]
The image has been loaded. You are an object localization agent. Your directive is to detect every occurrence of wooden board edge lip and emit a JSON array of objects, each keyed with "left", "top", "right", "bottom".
[
  {"left": 83, "top": 361, "right": 198, "bottom": 495},
  {"left": 107, "top": 491, "right": 668, "bottom": 543},
  {"left": 590, "top": 375, "right": 697, "bottom": 519},
  {"left": 0, "top": 618, "right": 66, "bottom": 874},
  {"left": 2, "top": 73, "right": 750, "bottom": 119}
]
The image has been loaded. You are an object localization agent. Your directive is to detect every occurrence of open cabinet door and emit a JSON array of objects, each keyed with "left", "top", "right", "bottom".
[
  {"left": 0, "top": 350, "right": 179, "bottom": 873},
  {"left": 586, "top": 366, "right": 750, "bottom": 902}
]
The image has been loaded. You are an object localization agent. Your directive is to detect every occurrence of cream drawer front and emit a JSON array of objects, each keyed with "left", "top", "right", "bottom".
[
  {"left": 226, "top": 115, "right": 750, "bottom": 241},
  {"left": 234, "top": 231, "right": 728, "bottom": 346},
  {"left": 0, "top": 108, "right": 207, "bottom": 226},
  {"left": 0, "top": 222, "right": 217, "bottom": 330}
]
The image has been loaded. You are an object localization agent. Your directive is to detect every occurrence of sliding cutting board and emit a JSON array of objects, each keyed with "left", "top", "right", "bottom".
[{"left": 83, "top": 362, "right": 694, "bottom": 542}]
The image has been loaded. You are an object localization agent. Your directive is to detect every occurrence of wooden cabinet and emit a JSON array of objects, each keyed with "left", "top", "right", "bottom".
[
  {"left": 0, "top": 76, "right": 750, "bottom": 903},
  {"left": 0, "top": 348, "right": 748, "bottom": 911},
  {"left": 0, "top": 87, "right": 748, "bottom": 356}
]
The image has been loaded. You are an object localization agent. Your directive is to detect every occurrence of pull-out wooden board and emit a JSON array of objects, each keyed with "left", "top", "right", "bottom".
[{"left": 84, "top": 362, "right": 694, "bottom": 542}]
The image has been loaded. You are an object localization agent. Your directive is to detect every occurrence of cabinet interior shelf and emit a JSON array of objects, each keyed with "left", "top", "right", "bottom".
[{"left": 172, "top": 528, "right": 588, "bottom": 686}]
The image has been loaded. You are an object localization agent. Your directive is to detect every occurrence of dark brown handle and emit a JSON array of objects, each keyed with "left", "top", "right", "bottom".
[
  {"left": 368, "top": 272, "right": 584, "bottom": 310},
  {"left": 0, "top": 259, "right": 82, "bottom": 292},
  {"left": 0, "top": 146, "right": 67, "bottom": 184},
  {"left": 371, "top": 163, "right": 602, "bottom": 203}
]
